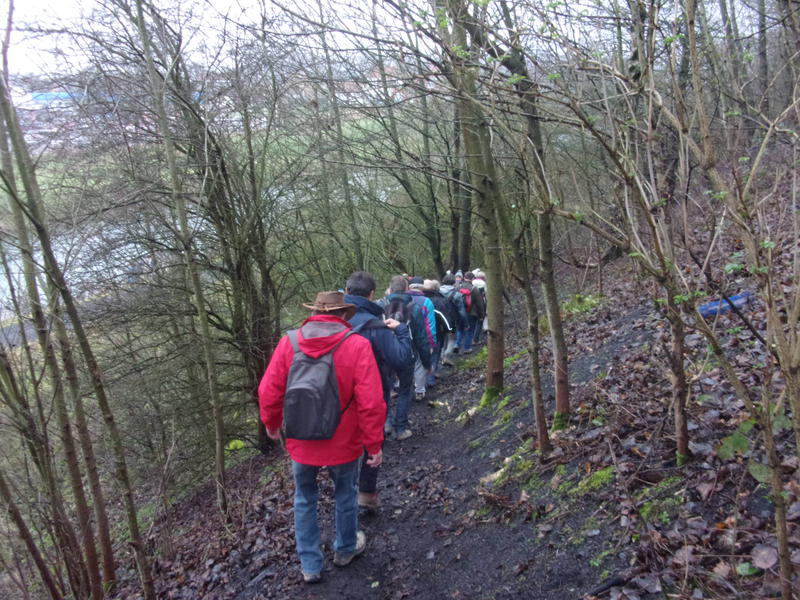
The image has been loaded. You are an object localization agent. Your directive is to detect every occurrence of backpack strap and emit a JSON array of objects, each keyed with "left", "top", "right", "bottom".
[
  {"left": 287, "top": 329, "right": 301, "bottom": 354},
  {"left": 328, "top": 324, "right": 367, "bottom": 418}
]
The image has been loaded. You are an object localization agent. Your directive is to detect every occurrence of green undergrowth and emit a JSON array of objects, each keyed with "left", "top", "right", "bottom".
[
  {"left": 562, "top": 293, "right": 603, "bottom": 317},
  {"left": 459, "top": 345, "right": 488, "bottom": 369},
  {"left": 571, "top": 466, "right": 615, "bottom": 496},
  {"left": 635, "top": 475, "right": 684, "bottom": 526},
  {"left": 539, "top": 292, "right": 604, "bottom": 336},
  {"left": 504, "top": 348, "right": 528, "bottom": 368}
]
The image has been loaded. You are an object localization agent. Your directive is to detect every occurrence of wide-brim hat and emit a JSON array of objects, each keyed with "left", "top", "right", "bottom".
[{"left": 302, "top": 291, "right": 356, "bottom": 320}]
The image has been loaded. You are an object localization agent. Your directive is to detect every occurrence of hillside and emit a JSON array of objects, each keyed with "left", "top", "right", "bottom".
[{"left": 107, "top": 259, "right": 799, "bottom": 600}]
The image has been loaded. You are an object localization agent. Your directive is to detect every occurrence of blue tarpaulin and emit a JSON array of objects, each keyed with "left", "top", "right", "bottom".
[{"left": 697, "top": 291, "right": 754, "bottom": 318}]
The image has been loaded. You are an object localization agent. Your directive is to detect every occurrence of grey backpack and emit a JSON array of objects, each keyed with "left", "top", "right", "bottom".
[{"left": 282, "top": 323, "right": 364, "bottom": 440}]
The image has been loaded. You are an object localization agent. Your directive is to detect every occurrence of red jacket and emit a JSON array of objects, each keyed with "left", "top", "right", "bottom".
[{"left": 258, "top": 314, "right": 386, "bottom": 466}]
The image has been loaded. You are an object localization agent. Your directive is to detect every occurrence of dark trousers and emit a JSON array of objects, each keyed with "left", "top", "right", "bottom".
[{"left": 358, "top": 386, "right": 389, "bottom": 494}]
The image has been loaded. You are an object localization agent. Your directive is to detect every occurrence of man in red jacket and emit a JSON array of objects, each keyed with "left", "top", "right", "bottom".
[{"left": 259, "top": 291, "right": 386, "bottom": 584}]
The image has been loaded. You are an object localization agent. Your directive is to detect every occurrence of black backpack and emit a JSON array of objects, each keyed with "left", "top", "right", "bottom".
[
  {"left": 282, "top": 323, "right": 365, "bottom": 440},
  {"left": 385, "top": 298, "right": 412, "bottom": 325}
]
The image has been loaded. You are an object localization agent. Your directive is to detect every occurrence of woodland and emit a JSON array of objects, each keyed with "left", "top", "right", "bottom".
[{"left": 0, "top": 0, "right": 798, "bottom": 598}]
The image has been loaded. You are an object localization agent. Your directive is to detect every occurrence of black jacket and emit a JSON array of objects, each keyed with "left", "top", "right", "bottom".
[
  {"left": 345, "top": 294, "right": 415, "bottom": 396},
  {"left": 378, "top": 293, "right": 432, "bottom": 369}
]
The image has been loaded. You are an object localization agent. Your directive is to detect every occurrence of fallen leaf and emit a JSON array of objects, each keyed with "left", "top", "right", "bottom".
[
  {"left": 697, "top": 482, "right": 715, "bottom": 501},
  {"left": 736, "top": 561, "right": 759, "bottom": 576},
  {"left": 632, "top": 573, "right": 662, "bottom": 593},
  {"left": 712, "top": 561, "right": 731, "bottom": 578},
  {"left": 751, "top": 544, "right": 778, "bottom": 570},
  {"left": 672, "top": 545, "right": 696, "bottom": 566}
]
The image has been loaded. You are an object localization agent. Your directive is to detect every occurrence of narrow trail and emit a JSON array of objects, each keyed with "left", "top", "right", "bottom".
[
  {"left": 133, "top": 278, "right": 660, "bottom": 600},
  {"left": 230, "top": 298, "right": 655, "bottom": 600}
]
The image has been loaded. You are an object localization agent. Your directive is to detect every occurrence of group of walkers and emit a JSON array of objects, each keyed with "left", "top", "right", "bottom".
[{"left": 258, "top": 269, "right": 488, "bottom": 584}]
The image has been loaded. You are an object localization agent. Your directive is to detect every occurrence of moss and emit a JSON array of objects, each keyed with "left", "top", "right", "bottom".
[
  {"left": 493, "top": 410, "right": 514, "bottom": 427},
  {"left": 556, "top": 479, "right": 575, "bottom": 495},
  {"left": 524, "top": 473, "right": 544, "bottom": 490},
  {"left": 551, "top": 411, "right": 569, "bottom": 431},
  {"left": 503, "top": 349, "right": 528, "bottom": 368},
  {"left": 480, "top": 385, "right": 503, "bottom": 407},
  {"left": 676, "top": 451, "right": 689, "bottom": 467},
  {"left": 495, "top": 395, "right": 511, "bottom": 412},
  {"left": 589, "top": 549, "right": 613, "bottom": 568},
  {"left": 635, "top": 475, "right": 682, "bottom": 501},
  {"left": 571, "top": 466, "right": 615, "bottom": 496},
  {"left": 460, "top": 346, "right": 488, "bottom": 369},
  {"left": 640, "top": 498, "right": 679, "bottom": 524},
  {"left": 636, "top": 475, "right": 684, "bottom": 524}
]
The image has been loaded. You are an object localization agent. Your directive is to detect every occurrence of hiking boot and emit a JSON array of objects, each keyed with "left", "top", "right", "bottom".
[
  {"left": 395, "top": 429, "right": 413, "bottom": 441},
  {"left": 415, "top": 391, "right": 425, "bottom": 402},
  {"left": 333, "top": 531, "right": 366, "bottom": 567},
  {"left": 384, "top": 422, "right": 395, "bottom": 436},
  {"left": 358, "top": 492, "right": 380, "bottom": 512},
  {"left": 302, "top": 571, "right": 322, "bottom": 584}
]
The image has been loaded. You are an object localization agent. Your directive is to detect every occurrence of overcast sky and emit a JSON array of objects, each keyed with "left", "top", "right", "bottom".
[{"left": 5, "top": 0, "right": 88, "bottom": 75}]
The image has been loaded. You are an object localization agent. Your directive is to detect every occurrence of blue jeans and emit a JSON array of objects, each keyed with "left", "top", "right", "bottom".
[
  {"left": 472, "top": 315, "right": 484, "bottom": 344},
  {"left": 291, "top": 458, "right": 360, "bottom": 574},
  {"left": 458, "top": 319, "right": 476, "bottom": 351},
  {"left": 390, "top": 363, "right": 414, "bottom": 433}
]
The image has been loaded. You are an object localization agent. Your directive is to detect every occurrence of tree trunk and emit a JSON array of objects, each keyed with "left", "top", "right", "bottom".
[
  {"left": 0, "top": 469, "right": 64, "bottom": 600},
  {"left": 53, "top": 305, "right": 116, "bottom": 587},
  {"left": 454, "top": 107, "right": 472, "bottom": 272},
  {"left": 665, "top": 294, "right": 690, "bottom": 463},
  {"left": 538, "top": 209, "right": 570, "bottom": 425},
  {"left": 446, "top": 0, "right": 505, "bottom": 395},
  {"left": 757, "top": 0, "right": 769, "bottom": 115}
]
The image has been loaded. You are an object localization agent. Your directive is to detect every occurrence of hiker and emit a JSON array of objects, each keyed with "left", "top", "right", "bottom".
[
  {"left": 440, "top": 273, "right": 468, "bottom": 363},
  {"left": 422, "top": 279, "right": 457, "bottom": 385},
  {"left": 380, "top": 275, "right": 432, "bottom": 440},
  {"left": 344, "top": 271, "right": 414, "bottom": 512},
  {"left": 456, "top": 272, "right": 485, "bottom": 354},
  {"left": 470, "top": 269, "right": 488, "bottom": 345},
  {"left": 407, "top": 276, "right": 436, "bottom": 400},
  {"left": 258, "top": 291, "right": 385, "bottom": 584}
]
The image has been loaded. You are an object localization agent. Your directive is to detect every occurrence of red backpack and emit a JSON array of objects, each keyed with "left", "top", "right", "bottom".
[{"left": 458, "top": 287, "right": 472, "bottom": 311}]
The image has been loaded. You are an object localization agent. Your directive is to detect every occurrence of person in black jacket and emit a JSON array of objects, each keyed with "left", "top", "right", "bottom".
[
  {"left": 377, "top": 275, "right": 431, "bottom": 441},
  {"left": 345, "top": 272, "right": 414, "bottom": 510},
  {"left": 422, "top": 279, "right": 456, "bottom": 387}
]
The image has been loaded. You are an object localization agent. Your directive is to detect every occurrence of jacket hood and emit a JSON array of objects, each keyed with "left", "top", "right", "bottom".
[
  {"left": 297, "top": 314, "right": 351, "bottom": 358},
  {"left": 344, "top": 294, "right": 384, "bottom": 318},
  {"left": 440, "top": 284, "right": 455, "bottom": 294}
]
